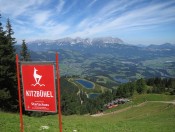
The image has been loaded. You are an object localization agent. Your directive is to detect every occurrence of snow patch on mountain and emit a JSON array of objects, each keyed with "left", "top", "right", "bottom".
[{"left": 29, "top": 37, "right": 124, "bottom": 46}]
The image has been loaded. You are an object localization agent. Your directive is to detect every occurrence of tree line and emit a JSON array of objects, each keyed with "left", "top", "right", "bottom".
[{"left": 59, "top": 77, "right": 175, "bottom": 115}]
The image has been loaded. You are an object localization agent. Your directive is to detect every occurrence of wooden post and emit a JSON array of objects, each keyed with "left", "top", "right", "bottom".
[
  {"left": 56, "top": 53, "right": 62, "bottom": 132},
  {"left": 16, "top": 54, "right": 24, "bottom": 132}
]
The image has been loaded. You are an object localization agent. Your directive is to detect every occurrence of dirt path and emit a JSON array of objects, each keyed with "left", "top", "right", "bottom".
[
  {"left": 91, "top": 100, "right": 175, "bottom": 117},
  {"left": 148, "top": 100, "right": 175, "bottom": 105},
  {"left": 91, "top": 102, "right": 144, "bottom": 117}
]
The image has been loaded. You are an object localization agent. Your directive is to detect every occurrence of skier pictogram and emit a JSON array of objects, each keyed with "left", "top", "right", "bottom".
[{"left": 31, "top": 67, "right": 45, "bottom": 86}]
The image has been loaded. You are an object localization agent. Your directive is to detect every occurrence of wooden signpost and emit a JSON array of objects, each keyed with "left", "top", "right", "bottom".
[{"left": 16, "top": 53, "right": 62, "bottom": 132}]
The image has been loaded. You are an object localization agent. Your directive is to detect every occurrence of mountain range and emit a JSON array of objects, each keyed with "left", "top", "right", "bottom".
[
  {"left": 27, "top": 37, "right": 125, "bottom": 52},
  {"left": 16, "top": 37, "right": 175, "bottom": 84}
]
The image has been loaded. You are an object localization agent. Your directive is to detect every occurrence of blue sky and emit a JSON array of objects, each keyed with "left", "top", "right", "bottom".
[{"left": 0, "top": 0, "right": 175, "bottom": 45}]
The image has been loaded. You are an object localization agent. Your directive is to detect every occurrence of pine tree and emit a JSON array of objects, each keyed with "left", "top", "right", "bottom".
[
  {"left": 136, "top": 78, "right": 146, "bottom": 94},
  {"left": 0, "top": 16, "right": 17, "bottom": 111},
  {"left": 0, "top": 14, "right": 3, "bottom": 32},
  {"left": 5, "top": 18, "right": 17, "bottom": 110},
  {"left": 5, "top": 18, "right": 16, "bottom": 81},
  {"left": 20, "top": 40, "right": 30, "bottom": 61},
  {"left": 0, "top": 14, "right": 11, "bottom": 110}
]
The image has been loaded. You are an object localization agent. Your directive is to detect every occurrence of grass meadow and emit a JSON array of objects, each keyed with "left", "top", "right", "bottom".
[{"left": 0, "top": 94, "right": 175, "bottom": 132}]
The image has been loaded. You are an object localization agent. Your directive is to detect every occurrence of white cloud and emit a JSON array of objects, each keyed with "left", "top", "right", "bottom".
[
  {"left": 1, "top": 0, "right": 175, "bottom": 44},
  {"left": 0, "top": 0, "right": 49, "bottom": 18},
  {"left": 32, "top": 11, "right": 51, "bottom": 26},
  {"left": 56, "top": 0, "right": 65, "bottom": 13},
  {"left": 70, "top": 0, "right": 175, "bottom": 38},
  {"left": 87, "top": 0, "right": 97, "bottom": 8}
]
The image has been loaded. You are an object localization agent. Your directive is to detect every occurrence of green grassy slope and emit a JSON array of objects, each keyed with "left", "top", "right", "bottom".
[{"left": 0, "top": 94, "right": 175, "bottom": 132}]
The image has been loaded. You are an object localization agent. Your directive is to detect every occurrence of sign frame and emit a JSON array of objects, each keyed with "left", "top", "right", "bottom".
[
  {"left": 21, "top": 62, "right": 57, "bottom": 113},
  {"left": 16, "top": 53, "right": 62, "bottom": 132}
]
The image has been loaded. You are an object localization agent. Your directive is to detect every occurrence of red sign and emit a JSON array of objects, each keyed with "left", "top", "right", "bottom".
[{"left": 21, "top": 64, "right": 57, "bottom": 112}]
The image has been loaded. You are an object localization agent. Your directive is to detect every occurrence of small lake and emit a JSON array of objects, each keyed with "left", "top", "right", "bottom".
[
  {"left": 114, "top": 77, "right": 129, "bottom": 83},
  {"left": 75, "top": 79, "right": 94, "bottom": 89},
  {"left": 88, "top": 93, "right": 100, "bottom": 98}
]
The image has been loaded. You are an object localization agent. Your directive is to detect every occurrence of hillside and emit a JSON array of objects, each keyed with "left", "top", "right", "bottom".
[{"left": 1, "top": 94, "right": 175, "bottom": 132}]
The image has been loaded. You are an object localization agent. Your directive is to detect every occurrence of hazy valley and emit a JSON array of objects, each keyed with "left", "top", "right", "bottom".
[{"left": 16, "top": 37, "right": 175, "bottom": 85}]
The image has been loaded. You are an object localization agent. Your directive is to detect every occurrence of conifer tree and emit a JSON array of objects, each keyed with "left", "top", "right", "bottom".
[
  {"left": 136, "top": 78, "right": 146, "bottom": 94},
  {"left": 20, "top": 40, "right": 30, "bottom": 61},
  {"left": 0, "top": 14, "right": 3, "bottom": 32},
  {"left": 0, "top": 15, "right": 17, "bottom": 111},
  {"left": 0, "top": 14, "right": 11, "bottom": 110},
  {"left": 5, "top": 18, "right": 18, "bottom": 110}
]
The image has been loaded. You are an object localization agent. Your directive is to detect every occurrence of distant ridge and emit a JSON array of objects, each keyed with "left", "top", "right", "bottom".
[
  {"left": 147, "top": 43, "right": 175, "bottom": 49},
  {"left": 29, "top": 37, "right": 125, "bottom": 46},
  {"left": 15, "top": 37, "right": 175, "bottom": 79}
]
